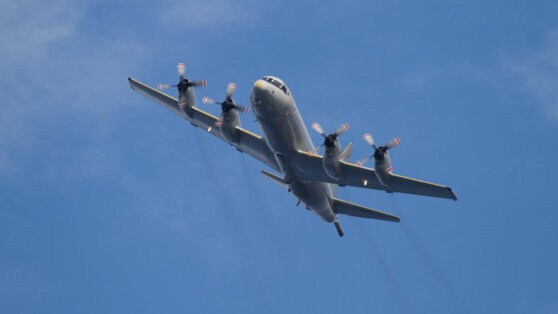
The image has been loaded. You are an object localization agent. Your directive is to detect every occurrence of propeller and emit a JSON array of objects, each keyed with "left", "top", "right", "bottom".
[
  {"left": 202, "top": 83, "right": 249, "bottom": 113},
  {"left": 311, "top": 122, "right": 349, "bottom": 148},
  {"left": 356, "top": 133, "right": 400, "bottom": 166},
  {"left": 157, "top": 62, "right": 206, "bottom": 91},
  {"left": 177, "top": 63, "right": 185, "bottom": 77}
]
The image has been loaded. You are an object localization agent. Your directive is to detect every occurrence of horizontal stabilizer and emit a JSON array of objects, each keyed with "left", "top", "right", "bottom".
[
  {"left": 333, "top": 198, "right": 400, "bottom": 222},
  {"left": 261, "top": 170, "right": 287, "bottom": 187}
]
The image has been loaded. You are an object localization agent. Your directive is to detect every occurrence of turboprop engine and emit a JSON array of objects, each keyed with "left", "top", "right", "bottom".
[
  {"left": 312, "top": 122, "right": 350, "bottom": 181},
  {"left": 356, "top": 133, "right": 400, "bottom": 186},
  {"left": 158, "top": 63, "right": 206, "bottom": 117},
  {"left": 202, "top": 83, "right": 249, "bottom": 144}
]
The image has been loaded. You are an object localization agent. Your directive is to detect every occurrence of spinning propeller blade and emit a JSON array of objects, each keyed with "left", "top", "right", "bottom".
[
  {"left": 234, "top": 105, "right": 249, "bottom": 113},
  {"left": 202, "top": 83, "right": 248, "bottom": 114},
  {"left": 363, "top": 133, "right": 375, "bottom": 148},
  {"left": 157, "top": 84, "right": 174, "bottom": 90},
  {"left": 227, "top": 83, "right": 237, "bottom": 98},
  {"left": 312, "top": 122, "right": 325, "bottom": 136},
  {"left": 177, "top": 63, "right": 185, "bottom": 77},
  {"left": 357, "top": 133, "right": 401, "bottom": 166},
  {"left": 355, "top": 156, "right": 371, "bottom": 167},
  {"left": 202, "top": 96, "right": 219, "bottom": 104},
  {"left": 313, "top": 122, "right": 349, "bottom": 148},
  {"left": 158, "top": 63, "right": 205, "bottom": 93},
  {"left": 386, "top": 137, "right": 401, "bottom": 149},
  {"left": 335, "top": 123, "right": 349, "bottom": 136},
  {"left": 190, "top": 80, "right": 206, "bottom": 87}
]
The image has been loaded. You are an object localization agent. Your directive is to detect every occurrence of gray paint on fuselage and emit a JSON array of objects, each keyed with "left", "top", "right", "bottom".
[{"left": 251, "top": 77, "right": 337, "bottom": 223}]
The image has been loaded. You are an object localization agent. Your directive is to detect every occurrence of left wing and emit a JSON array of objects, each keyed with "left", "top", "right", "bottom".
[
  {"left": 128, "top": 78, "right": 280, "bottom": 172},
  {"left": 293, "top": 150, "right": 457, "bottom": 200}
]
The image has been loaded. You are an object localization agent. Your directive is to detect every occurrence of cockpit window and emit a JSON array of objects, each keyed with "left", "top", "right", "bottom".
[
  {"left": 261, "top": 77, "right": 289, "bottom": 95},
  {"left": 271, "top": 80, "right": 282, "bottom": 89}
]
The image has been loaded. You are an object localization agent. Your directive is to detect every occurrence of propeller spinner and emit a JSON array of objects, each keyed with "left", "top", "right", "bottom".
[
  {"left": 312, "top": 122, "right": 349, "bottom": 148},
  {"left": 356, "top": 133, "right": 400, "bottom": 168},
  {"left": 202, "top": 83, "right": 249, "bottom": 114},
  {"left": 157, "top": 63, "right": 206, "bottom": 102}
]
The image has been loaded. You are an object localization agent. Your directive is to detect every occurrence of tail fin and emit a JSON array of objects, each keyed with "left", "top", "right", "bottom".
[
  {"left": 333, "top": 198, "right": 400, "bottom": 222},
  {"left": 339, "top": 141, "right": 353, "bottom": 162}
]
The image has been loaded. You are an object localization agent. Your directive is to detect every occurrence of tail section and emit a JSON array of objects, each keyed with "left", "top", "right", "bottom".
[
  {"left": 333, "top": 198, "right": 400, "bottom": 222},
  {"left": 334, "top": 221, "right": 344, "bottom": 237}
]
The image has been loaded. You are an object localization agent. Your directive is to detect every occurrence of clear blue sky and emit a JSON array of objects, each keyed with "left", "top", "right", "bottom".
[{"left": 1, "top": 1, "right": 557, "bottom": 313}]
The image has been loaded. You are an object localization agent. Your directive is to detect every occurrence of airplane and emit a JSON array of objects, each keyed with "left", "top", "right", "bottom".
[{"left": 128, "top": 63, "right": 457, "bottom": 237}]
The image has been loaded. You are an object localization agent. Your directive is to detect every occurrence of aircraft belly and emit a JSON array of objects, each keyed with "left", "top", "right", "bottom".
[
  {"left": 259, "top": 113, "right": 335, "bottom": 222},
  {"left": 254, "top": 94, "right": 337, "bottom": 223},
  {"left": 256, "top": 104, "right": 312, "bottom": 154},
  {"left": 289, "top": 179, "right": 336, "bottom": 223},
  {"left": 258, "top": 118, "right": 293, "bottom": 154}
]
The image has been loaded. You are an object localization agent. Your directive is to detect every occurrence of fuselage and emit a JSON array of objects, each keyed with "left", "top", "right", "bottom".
[{"left": 250, "top": 76, "right": 337, "bottom": 223}]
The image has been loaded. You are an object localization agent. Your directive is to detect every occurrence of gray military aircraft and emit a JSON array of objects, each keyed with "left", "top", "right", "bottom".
[{"left": 128, "top": 63, "right": 457, "bottom": 237}]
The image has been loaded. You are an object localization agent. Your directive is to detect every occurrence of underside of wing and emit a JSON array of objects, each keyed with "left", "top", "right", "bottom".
[
  {"left": 293, "top": 150, "right": 456, "bottom": 200},
  {"left": 128, "top": 78, "right": 280, "bottom": 172},
  {"left": 340, "top": 162, "right": 457, "bottom": 200},
  {"left": 129, "top": 77, "right": 184, "bottom": 118},
  {"left": 292, "top": 150, "right": 387, "bottom": 190}
]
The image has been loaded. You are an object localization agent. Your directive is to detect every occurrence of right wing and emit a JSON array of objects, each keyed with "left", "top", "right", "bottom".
[
  {"left": 293, "top": 150, "right": 457, "bottom": 200},
  {"left": 128, "top": 78, "right": 280, "bottom": 172}
]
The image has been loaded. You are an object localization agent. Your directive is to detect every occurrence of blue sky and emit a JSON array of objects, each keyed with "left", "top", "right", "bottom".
[{"left": 1, "top": 0, "right": 557, "bottom": 313}]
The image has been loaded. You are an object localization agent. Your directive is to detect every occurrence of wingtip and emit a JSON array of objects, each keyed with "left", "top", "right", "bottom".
[{"left": 448, "top": 188, "right": 458, "bottom": 201}]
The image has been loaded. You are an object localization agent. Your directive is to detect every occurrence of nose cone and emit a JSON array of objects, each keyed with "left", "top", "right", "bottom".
[
  {"left": 251, "top": 80, "right": 271, "bottom": 116},
  {"left": 252, "top": 79, "right": 269, "bottom": 99},
  {"left": 251, "top": 79, "right": 271, "bottom": 103}
]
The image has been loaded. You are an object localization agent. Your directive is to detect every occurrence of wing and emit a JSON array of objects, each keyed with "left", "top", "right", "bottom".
[
  {"left": 293, "top": 150, "right": 457, "bottom": 200},
  {"left": 128, "top": 78, "right": 280, "bottom": 172}
]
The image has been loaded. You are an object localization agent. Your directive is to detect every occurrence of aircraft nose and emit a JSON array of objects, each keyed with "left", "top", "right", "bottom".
[
  {"left": 253, "top": 80, "right": 265, "bottom": 89},
  {"left": 251, "top": 79, "right": 270, "bottom": 101},
  {"left": 251, "top": 80, "right": 270, "bottom": 114}
]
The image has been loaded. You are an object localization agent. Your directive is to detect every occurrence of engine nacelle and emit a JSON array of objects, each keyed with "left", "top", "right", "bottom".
[
  {"left": 374, "top": 151, "right": 392, "bottom": 186},
  {"left": 218, "top": 109, "right": 241, "bottom": 144},
  {"left": 311, "top": 122, "right": 350, "bottom": 182},
  {"left": 322, "top": 143, "right": 342, "bottom": 181}
]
